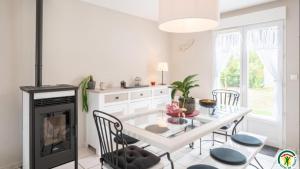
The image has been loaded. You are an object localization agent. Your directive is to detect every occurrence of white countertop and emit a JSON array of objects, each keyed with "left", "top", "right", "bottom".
[{"left": 88, "top": 85, "right": 170, "bottom": 94}]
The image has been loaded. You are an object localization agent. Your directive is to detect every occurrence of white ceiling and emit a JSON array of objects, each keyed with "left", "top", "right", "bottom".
[{"left": 81, "top": 0, "right": 277, "bottom": 21}]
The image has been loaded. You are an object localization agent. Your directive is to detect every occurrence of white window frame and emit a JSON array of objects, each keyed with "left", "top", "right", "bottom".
[{"left": 213, "top": 20, "right": 284, "bottom": 121}]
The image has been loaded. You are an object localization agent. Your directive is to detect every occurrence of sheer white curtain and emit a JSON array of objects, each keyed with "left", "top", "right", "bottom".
[
  {"left": 247, "top": 26, "right": 282, "bottom": 118},
  {"left": 214, "top": 31, "right": 241, "bottom": 88},
  {"left": 247, "top": 26, "right": 280, "bottom": 81}
]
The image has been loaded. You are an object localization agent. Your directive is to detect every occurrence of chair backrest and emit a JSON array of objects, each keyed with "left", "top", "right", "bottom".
[
  {"left": 93, "top": 110, "right": 127, "bottom": 168},
  {"left": 212, "top": 89, "right": 240, "bottom": 106}
]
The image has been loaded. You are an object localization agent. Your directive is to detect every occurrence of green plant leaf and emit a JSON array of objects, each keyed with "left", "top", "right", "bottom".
[
  {"left": 170, "top": 74, "right": 199, "bottom": 100},
  {"left": 183, "top": 74, "right": 198, "bottom": 84},
  {"left": 79, "top": 76, "right": 92, "bottom": 112},
  {"left": 171, "top": 89, "right": 177, "bottom": 100}
]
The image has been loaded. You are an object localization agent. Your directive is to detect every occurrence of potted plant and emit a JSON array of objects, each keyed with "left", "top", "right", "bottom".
[
  {"left": 79, "top": 75, "right": 95, "bottom": 112},
  {"left": 170, "top": 74, "right": 199, "bottom": 114},
  {"left": 87, "top": 76, "right": 96, "bottom": 89}
]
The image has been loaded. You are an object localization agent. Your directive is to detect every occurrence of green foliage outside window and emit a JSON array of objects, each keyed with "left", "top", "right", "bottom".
[
  {"left": 220, "top": 56, "right": 240, "bottom": 88},
  {"left": 248, "top": 51, "right": 264, "bottom": 88},
  {"left": 220, "top": 51, "right": 264, "bottom": 88}
]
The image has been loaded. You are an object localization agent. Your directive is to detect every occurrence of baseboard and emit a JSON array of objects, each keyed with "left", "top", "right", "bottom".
[
  {"left": 0, "top": 161, "right": 22, "bottom": 169},
  {"left": 0, "top": 144, "right": 87, "bottom": 169}
]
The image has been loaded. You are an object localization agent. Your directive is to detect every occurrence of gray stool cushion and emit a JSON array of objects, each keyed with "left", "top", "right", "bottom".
[
  {"left": 210, "top": 148, "right": 246, "bottom": 165},
  {"left": 231, "top": 134, "right": 262, "bottom": 147},
  {"left": 103, "top": 145, "right": 160, "bottom": 169},
  {"left": 188, "top": 164, "right": 218, "bottom": 169},
  {"left": 114, "top": 134, "right": 139, "bottom": 145}
]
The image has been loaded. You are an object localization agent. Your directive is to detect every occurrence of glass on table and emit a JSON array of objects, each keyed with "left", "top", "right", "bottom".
[{"left": 124, "top": 110, "right": 205, "bottom": 138}]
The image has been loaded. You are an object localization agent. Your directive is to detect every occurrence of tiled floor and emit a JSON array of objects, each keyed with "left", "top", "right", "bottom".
[{"left": 55, "top": 134, "right": 277, "bottom": 169}]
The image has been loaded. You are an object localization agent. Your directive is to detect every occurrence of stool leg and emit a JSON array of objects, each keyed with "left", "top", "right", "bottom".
[
  {"left": 225, "top": 131, "right": 228, "bottom": 142},
  {"left": 212, "top": 133, "right": 215, "bottom": 146},
  {"left": 199, "top": 138, "right": 202, "bottom": 155},
  {"left": 255, "top": 157, "right": 264, "bottom": 169}
]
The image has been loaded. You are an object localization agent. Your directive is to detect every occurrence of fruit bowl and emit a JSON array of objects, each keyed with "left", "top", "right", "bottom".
[{"left": 199, "top": 99, "right": 217, "bottom": 108}]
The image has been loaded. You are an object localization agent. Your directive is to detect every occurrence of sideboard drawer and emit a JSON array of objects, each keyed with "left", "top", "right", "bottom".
[
  {"left": 154, "top": 88, "right": 169, "bottom": 97},
  {"left": 104, "top": 93, "right": 128, "bottom": 103},
  {"left": 131, "top": 90, "right": 152, "bottom": 100}
]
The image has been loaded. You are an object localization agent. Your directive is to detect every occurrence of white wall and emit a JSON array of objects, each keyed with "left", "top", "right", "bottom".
[
  {"left": 0, "top": 0, "right": 22, "bottom": 168},
  {"left": 170, "top": 32, "right": 214, "bottom": 99},
  {"left": 170, "top": 0, "right": 299, "bottom": 152},
  {"left": 1, "top": 0, "right": 170, "bottom": 167}
]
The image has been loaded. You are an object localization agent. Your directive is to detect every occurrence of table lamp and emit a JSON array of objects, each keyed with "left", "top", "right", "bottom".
[{"left": 157, "top": 62, "right": 168, "bottom": 85}]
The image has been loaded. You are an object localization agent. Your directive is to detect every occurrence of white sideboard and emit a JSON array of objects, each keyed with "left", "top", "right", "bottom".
[{"left": 86, "top": 85, "right": 171, "bottom": 155}]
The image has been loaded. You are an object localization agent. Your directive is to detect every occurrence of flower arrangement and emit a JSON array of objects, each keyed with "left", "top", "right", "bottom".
[{"left": 166, "top": 102, "right": 186, "bottom": 118}]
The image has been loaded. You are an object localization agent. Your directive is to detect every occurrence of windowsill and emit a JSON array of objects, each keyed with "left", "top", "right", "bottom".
[{"left": 247, "top": 113, "right": 278, "bottom": 122}]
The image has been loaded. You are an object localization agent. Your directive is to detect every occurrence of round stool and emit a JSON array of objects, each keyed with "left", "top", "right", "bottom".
[
  {"left": 231, "top": 134, "right": 262, "bottom": 147},
  {"left": 210, "top": 148, "right": 246, "bottom": 165},
  {"left": 187, "top": 164, "right": 218, "bottom": 169}
]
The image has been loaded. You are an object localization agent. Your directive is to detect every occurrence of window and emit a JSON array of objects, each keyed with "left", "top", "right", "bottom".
[{"left": 214, "top": 21, "right": 283, "bottom": 119}]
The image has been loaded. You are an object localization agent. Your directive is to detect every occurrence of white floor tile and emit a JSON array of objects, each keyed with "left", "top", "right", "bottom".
[
  {"left": 53, "top": 162, "right": 83, "bottom": 169},
  {"left": 79, "top": 147, "right": 95, "bottom": 159},
  {"left": 74, "top": 140, "right": 277, "bottom": 169},
  {"left": 79, "top": 155, "right": 101, "bottom": 169}
]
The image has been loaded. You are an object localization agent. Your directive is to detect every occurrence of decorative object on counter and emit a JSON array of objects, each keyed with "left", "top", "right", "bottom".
[
  {"left": 151, "top": 81, "right": 156, "bottom": 86},
  {"left": 199, "top": 99, "right": 217, "bottom": 108},
  {"left": 166, "top": 102, "right": 181, "bottom": 114},
  {"left": 166, "top": 102, "right": 193, "bottom": 125},
  {"left": 99, "top": 82, "right": 106, "bottom": 90},
  {"left": 157, "top": 62, "right": 169, "bottom": 85},
  {"left": 120, "top": 81, "right": 126, "bottom": 88},
  {"left": 87, "top": 76, "right": 96, "bottom": 89},
  {"left": 169, "top": 74, "right": 199, "bottom": 114},
  {"left": 79, "top": 75, "right": 94, "bottom": 112},
  {"left": 199, "top": 99, "right": 217, "bottom": 115},
  {"left": 167, "top": 109, "right": 199, "bottom": 118},
  {"left": 134, "top": 77, "right": 142, "bottom": 86}
]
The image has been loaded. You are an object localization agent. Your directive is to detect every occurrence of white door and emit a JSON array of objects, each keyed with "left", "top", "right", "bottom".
[
  {"left": 244, "top": 21, "right": 284, "bottom": 148},
  {"left": 214, "top": 21, "right": 284, "bottom": 147}
]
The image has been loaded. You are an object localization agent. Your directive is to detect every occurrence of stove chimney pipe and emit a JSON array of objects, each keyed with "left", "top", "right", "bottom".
[{"left": 35, "top": 0, "right": 43, "bottom": 87}]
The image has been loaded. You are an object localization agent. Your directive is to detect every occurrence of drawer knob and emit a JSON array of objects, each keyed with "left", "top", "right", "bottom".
[
  {"left": 140, "top": 93, "right": 143, "bottom": 96},
  {"left": 115, "top": 97, "right": 119, "bottom": 100},
  {"left": 160, "top": 91, "right": 163, "bottom": 94}
]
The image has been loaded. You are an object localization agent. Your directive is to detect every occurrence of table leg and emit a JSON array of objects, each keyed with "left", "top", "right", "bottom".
[
  {"left": 189, "top": 142, "right": 194, "bottom": 149},
  {"left": 159, "top": 152, "right": 174, "bottom": 169}
]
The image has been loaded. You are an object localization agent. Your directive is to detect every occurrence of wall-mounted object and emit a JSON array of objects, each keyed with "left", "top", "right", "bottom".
[
  {"left": 179, "top": 39, "right": 195, "bottom": 52},
  {"left": 159, "top": 0, "right": 219, "bottom": 33}
]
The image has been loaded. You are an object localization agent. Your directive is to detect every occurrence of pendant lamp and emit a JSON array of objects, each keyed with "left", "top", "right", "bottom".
[{"left": 159, "top": 0, "right": 220, "bottom": 33}]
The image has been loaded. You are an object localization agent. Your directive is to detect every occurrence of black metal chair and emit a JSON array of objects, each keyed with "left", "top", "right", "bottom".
[
  {"left": 211, "top": 89, "right": 240, "bottom": 145},
  {"left": 93, "top": 110, "right": 161, "bottom": 169}
]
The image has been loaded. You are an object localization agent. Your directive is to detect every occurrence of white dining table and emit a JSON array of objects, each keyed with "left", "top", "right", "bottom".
[{"left": 119, "top": 106, "right": 251, "bottom": 153}]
